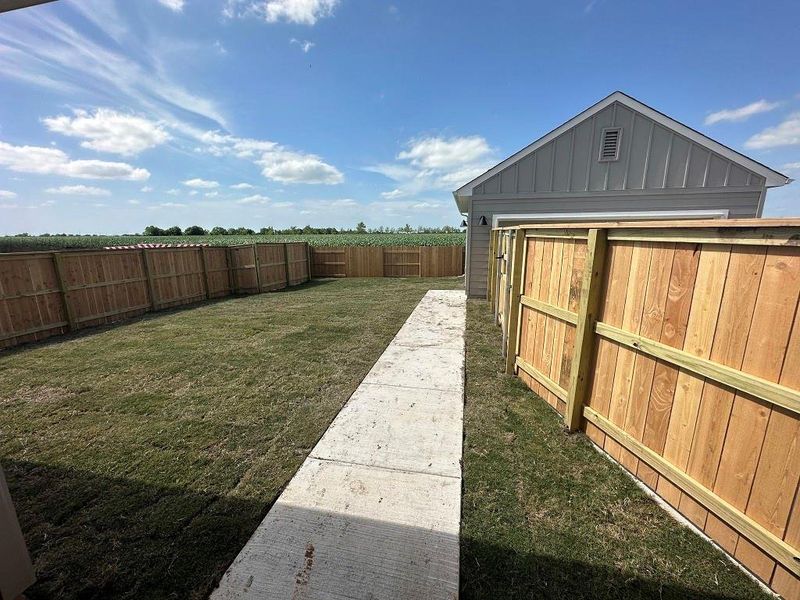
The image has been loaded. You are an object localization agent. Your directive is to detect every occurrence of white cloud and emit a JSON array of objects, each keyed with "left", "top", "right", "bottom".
[
  {"left": 128, "top": 199, "right": 141, "bottom": 205},
  {"left": 183, "top": 178, "right": 219, "bottom": 188},
  {"left": 236, "top": 194, "right": 270, "bottom": 205},
  {"left": 782, "top": 162, "right": 800, "bottom": 173},
  {"left": 0, "top": 141, "right": 149, "bottom": 180},
  {"left": 367, "top": 135, "right": 494, "bottom": 196},
  {"left": 141, "top": 186, "right": 153, "bottom": 192},
  {"left": 92, "top": 202, "right": 108, "bottom": 208},
  {"left": 46, "top": 184, "right": 110, "bottom": 196},
  {"left": 273, "top": 201, "right": 294, "bottom": 208},
  {"left": 381, "top": 188, "right": 406, "bottom": 199},
  {"left": 43, "top": 109, "right": 170, "bottom": 156},
  {"left": 166, "top": 188, "right": 180, "bottom": 195},
  {"left": 398, "top": 135, "right": 491, "bottom": 170},
  {"left": 157, "top": 0, "right": 185, "bottom": 12},
  {"left": 199, "top": 131, "right": 343, "bottom": 184},
  {"left": 214, "top": 40, "right": 227, "bottom": 55},
  {"left": 290, "top": 38, "right": 315, "bottom": 53},
  {"left": 257, "top": 148, "right": 343, "bottom": 184},
  {"left": 205, "top": 191, "right": 219, "bottom": 197},
  {"left": 0, "top": 189, "right": 17, "bottom": 198},
  {"left": 705, "top": 100, "right": 780, "bottom": 125},
  {"left": 230, "top": 182, "right": 254, "bottom": 189},
  {"left": 157, "top": 201, "right": 187, "bottom": 208},
  {"left": 746, "top": 113, "right": 800, "bottom": 149},
  {"left": 225, "top": 0, "right": 338, "bottom": 25}
]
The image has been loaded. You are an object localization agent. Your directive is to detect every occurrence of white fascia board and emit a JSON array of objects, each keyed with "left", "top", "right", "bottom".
[
  {"left": 490, "top": 209, "right": 729, "bottom": 228},
  {"left": 453, "top": 91, "right": 791, "bottom": 197}
]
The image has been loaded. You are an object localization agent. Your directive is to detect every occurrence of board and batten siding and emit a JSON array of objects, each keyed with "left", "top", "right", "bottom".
[{"left": 465, "top": 101, "right": 768, "bottom": 298}]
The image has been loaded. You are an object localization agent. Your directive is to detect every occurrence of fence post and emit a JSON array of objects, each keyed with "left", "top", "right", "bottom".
[
  {"left": 51, "top": 252, "right": 76, "bottom": 331},
  {"left": 199, "top": 247, "right": 211, "bottom": 299},
  {"left": 564, "top": 228, "right": 608, "bottom": 432},
  {"left": 226, "top": 247, "right": 237, "bottom": 294},
  {"left": 252, "top": 244, "right": 262, "bottom": 292},
  {"left": 141, "top": 249, "right": 157, "bottom": 309},
  {"left": 306, "top": 243, "right": 313, "bottom": 281},
  {"left": 504, "top": 229, "right": 526, "bottom": 374},
  {"left": 283, "top": 243, "right": 291, "bottom": 287},
  {"left": 487, "top": 230, "right": 497, "bottom": 306}
]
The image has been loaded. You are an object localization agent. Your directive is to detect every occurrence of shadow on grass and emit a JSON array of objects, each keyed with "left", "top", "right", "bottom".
[
  {"left": 5, "top": 458, "right": 270, "bottom": 600},
  {"left": 5, "top": 457, "right": 755, "bottom": 600},
  {"left": 460, "top": 536, "right": 758, "bottom": 600}
]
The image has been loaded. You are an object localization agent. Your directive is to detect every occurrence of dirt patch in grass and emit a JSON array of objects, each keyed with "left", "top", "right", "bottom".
[
  {"left": 461, "top": 299, "right": 771, "bottom": 600},
  {"left": 0, "top": 277, "right": 462, "bottom": 600}
]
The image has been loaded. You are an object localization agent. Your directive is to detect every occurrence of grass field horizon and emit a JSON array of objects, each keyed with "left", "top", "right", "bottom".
[{"left": 0, "top": 232, "right": 466, "bottom": 252}]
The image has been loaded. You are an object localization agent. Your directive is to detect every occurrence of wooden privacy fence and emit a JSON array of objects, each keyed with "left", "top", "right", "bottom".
[
  {"left": 0, "top": 242, "right": 310, "bottom": 350},
  {"left": 311, "top": 246, "right": 464, "bottom": 278},
  {"left": 489, "top": 219, "right": 800, "bottom": 598}
]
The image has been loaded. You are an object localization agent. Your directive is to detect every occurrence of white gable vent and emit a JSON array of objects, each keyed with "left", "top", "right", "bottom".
[{"left": 598, "top": 127, "right": 622, "bottom": 161}]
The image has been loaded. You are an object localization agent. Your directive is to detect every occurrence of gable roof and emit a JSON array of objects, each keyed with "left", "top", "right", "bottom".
[{"left": 453, "top": 91, "right": 791, "bottom": 204}]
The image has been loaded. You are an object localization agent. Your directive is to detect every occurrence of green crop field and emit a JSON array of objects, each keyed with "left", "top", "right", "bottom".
[{"left": 0, "top": 232, "right": 466, "bottom": 253}]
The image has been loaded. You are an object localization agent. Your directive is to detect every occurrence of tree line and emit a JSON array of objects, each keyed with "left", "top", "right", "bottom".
[{"left": 139, "top": 222, "right": 463, "bottom": 236}]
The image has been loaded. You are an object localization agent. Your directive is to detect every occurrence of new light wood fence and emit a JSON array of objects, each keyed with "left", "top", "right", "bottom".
[
  {"left": 0, "top": 242, "right": 310, "bottom": 350},
  {"left": 311, "top": 246, "right": 464, "bottom": 278},
  {"left": 489, "top": 219, "right": 800, "bottom": 599}
]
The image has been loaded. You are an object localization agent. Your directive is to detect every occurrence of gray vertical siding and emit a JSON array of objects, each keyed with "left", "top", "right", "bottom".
[
  {"left": 470, "top": 102, "right": 767, "bottom": 197},
  {"left": 466, "top": 190, "right": 763, "bottom": 297}
]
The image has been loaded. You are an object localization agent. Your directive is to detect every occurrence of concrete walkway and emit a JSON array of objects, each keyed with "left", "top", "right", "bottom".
[{"left": 212, "top": 290, "right": 466, "bottom": 600}]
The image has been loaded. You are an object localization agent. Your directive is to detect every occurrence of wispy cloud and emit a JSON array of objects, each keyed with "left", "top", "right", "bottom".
[
  {"left": 0, "top": 8, "right": 227, "bottom": 129},
  {"left": 46, "top": 185, "right": 111, "bottom": 196},
  {"left": 0, "top": 189, "right": 17, "bottom": 199},
  {"left": 705, "top": 99, "right": 780, "bottom": 125},
  {"left": 367, "top": 135, "right": 494, "bottom": 196},
  {"left": 745, "top": 113, "right": 800, "bottom": 149},
  {"left": 290, "top": 38, "right": 315, "bottom": 53},
  {"left": 236, "top": 194, "right": 270, "bottom": 205},
  {"left": 230, "top": 182, "right": 254, "bottom": 189}
]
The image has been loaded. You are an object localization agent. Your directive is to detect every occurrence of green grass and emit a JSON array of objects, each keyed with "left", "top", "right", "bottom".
[
  {"left": 0, "top": 276, "right": 462, "bottom": 599},
  {"left": 0, "top": 232, "right": 465, "bottom": 252},
  {"left": 460, "top": 300, "right": 771, "bottom": 600}
]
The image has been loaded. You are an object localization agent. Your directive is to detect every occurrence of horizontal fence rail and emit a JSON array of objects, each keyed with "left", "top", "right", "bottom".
[
  {"left": 0, "top": 244, "right": 465, "bottom": 350},
  {"left": 0, "top": 242, "right": 311, "bottom": 350},
  {"left": 488, "top": 219, "right": 800, "bottom": 599},
  {"left": 310, "top": 245, "right": 464, "bottom": 278}
]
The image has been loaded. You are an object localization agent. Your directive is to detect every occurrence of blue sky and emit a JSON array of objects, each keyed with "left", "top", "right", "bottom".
[{"left": 0, "top": 0, "right": 799, "bottom": 234}]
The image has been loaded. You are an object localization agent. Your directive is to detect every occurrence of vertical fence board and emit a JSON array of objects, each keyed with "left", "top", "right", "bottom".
[{"left": 488, "top": 222, "right": 800, "bottom": 594}]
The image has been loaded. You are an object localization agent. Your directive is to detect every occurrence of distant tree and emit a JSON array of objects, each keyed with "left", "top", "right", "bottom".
[
  {"left": 402, "top": 223, "right": 413, "bottom": 233},
  {"left": 184, "top": 225, "right": 207, "bottom": 235},
  {"left": 209, "top": 226, "right": 228, "bottom": 235},
  {"left": 259, "top": 227, "right": 275, "bottom": 235},
  {"left": 14, "top": 232, "right": 30, "bottom": 237},
  {"left": 227, "top": 227, "right": 255, "bottom": 235},
  {"left": 143, "top": 225, "right": 166, "bottom": 236},
  {"left": 356, "top": 221, "right": 367, "bottom": 233},
  {"left": 164, "top": 226, "right": 183, "bottom": 236},
  {"left": 302, "top": 225, "right": 314, "bottom": 234}
]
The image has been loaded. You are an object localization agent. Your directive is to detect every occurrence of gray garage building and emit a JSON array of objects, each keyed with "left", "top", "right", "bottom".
[{"left": 453, "top": 91, "right": 792, "bottom": 298}]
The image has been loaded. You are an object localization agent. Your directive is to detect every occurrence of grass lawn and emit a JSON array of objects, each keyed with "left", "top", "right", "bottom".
[
  {"left": 0, "top": 276, "right": 462, "bottom": 600},
  {"left": 460, "top": 299, "right": 772, "bottom": 600}
]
